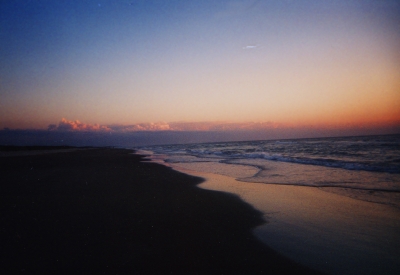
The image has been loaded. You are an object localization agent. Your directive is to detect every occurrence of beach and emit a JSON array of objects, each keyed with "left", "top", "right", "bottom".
[
  {"left": 169, "top": 164, "right": 400, "bottom": 275},
  {"left": 142, "top": 135, "right": 400, "bottom": 275},
  {"left": 0, "top": 147, "right": 322, "bottom": 274}
]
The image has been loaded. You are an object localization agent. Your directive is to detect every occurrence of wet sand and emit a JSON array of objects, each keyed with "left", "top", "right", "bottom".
[
  {"left": 0, "top": 148, "right": 322, "bottom": 274},
  {"left": 169, "top": 164, "right": 400, "bottom": 275}
]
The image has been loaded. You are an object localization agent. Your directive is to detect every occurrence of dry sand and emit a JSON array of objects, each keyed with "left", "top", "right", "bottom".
[{"left": 0, "top": 148, "right": 322, "bottom": 274}]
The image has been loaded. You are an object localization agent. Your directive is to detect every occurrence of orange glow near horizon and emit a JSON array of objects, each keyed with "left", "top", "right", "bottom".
[
  {"left": 6, "top": 117, "right": 397, "bottom": 134},
  {"left": 1, "top": 1, "right": 399, "bottom": 138}
]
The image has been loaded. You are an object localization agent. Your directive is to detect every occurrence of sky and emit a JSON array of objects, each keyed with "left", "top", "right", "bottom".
[{"left": 1, "top": 0, "right": 400, "bottom": 145}]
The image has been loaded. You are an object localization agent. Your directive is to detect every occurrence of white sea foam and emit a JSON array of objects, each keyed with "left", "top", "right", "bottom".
[
  {"left": 139, "top": 135, "right": 400, "bottom": 208},
  {"left": 136, "top": 135, "right": 400, "bottom": 275}
]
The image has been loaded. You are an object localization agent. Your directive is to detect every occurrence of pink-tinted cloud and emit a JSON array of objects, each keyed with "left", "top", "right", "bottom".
[
  {"left": 118, "top": 122, "right": 171, "bottom": 131},
  {"left": 49, "top": 120, "right": 285, "bottom": 132},
  {"left": 48, "top": 118, "right": 111, "bottom": 131},
  {"left": 168, "top": 121, "right": 279, "bottom": 131},
  {"left": 48, "top": 119, "right": 400, "bottom": 134},
  {"left": 108, "top": 121, "right": 280, "bottom": 132}
]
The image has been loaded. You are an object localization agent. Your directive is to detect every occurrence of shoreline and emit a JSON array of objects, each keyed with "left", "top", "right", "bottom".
[
  {"left": 165, "top": 161, "right": 400, "bottom": 275},
  {"left": 0, "top": 147, "right": 322, "bottom": 274}
]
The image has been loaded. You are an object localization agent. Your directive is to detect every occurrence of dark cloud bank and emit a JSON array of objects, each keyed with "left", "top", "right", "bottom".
[
  {"left": 1, "top": 126, "right": 399, "bottom": 147},
  {"left": 1, "top": 118, "right": 399, "bottom": 147}
]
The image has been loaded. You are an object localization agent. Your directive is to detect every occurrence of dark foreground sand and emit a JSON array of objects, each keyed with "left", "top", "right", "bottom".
[{"left": 0, "top": 148, "right": 323, "bottom": 274}]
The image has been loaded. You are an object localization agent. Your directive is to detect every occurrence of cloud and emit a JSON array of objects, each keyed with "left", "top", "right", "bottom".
[
  {"left": 106, "top": 121, "right": 279, "bottom": 132},
  {"left": 48, "top": 118, "right": 112, "bottom": 132},
  {"left": 242, "top": 44, "right": 263, "bottom": 50},
  {"left": 108, "top": 122, "right": 171, "bottom": 132},
  {"left": 168, "top": 121, "right": 278, "bottom": 131},
  {"left": 47, "top": 124, "right": 57, "bottom": 131},
  {"left": 48, "top": 119, "right": 283, "bottom": 133},
  {"left": 49, "top": 119, "right": 400, "bottom": 135}
]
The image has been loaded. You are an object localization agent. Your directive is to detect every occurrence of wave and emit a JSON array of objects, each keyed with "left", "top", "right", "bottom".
[
  {"left": 240, "top": 153, "right": 400, "bottom": 174},
  {"left": 180, "top": 150, "right": 400, "bottom": 174},
  {"left": 141, "top": 135, "right": 400, "bottom": 174}
]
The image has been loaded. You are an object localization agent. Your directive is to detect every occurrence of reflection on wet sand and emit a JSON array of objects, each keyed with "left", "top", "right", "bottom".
[{"left": 170, "top": 163, "right": 400, "bottom": 275}]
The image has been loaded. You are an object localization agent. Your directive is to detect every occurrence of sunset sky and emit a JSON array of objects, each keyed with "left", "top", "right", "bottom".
[{"left": 1, "top": 0, "right": 399, "bottom": 143}]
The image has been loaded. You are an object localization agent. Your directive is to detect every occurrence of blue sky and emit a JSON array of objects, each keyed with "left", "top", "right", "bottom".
[{"left": 1, "top": 0, "right": 399, "bottom": 144}]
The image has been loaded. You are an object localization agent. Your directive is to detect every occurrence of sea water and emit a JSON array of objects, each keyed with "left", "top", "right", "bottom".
[
  {"left": 141, "top": 134, "right": 400, "bottom": 208},
  {"left": 137, "top": 134, "right": 400, "bottom": 275}
]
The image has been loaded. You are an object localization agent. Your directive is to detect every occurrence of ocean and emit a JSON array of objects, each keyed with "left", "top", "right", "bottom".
[
  {"left": 136, "top": 134, "right": 400, "bottom": 275},
  {"left": 140, "top": 134, "right": 400, "bottom": 208}
]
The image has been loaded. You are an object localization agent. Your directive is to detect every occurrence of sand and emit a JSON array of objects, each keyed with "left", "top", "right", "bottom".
[
  {"left": 168, "top": 164, "right": 400, "bottom": 275},
  {"left": 0, "top": 145, "right": 83, "bottom": 157},
  {"left": 0, "top": 147, "right": 322, "bottom": 274}
]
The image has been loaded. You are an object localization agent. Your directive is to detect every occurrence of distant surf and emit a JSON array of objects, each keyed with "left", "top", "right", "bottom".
[
  {"left": 139, "top": 134, "right": 400, "bottom": 208},
  {"left": 137, "top": 134, "right": 400, "bottom": 275}
]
